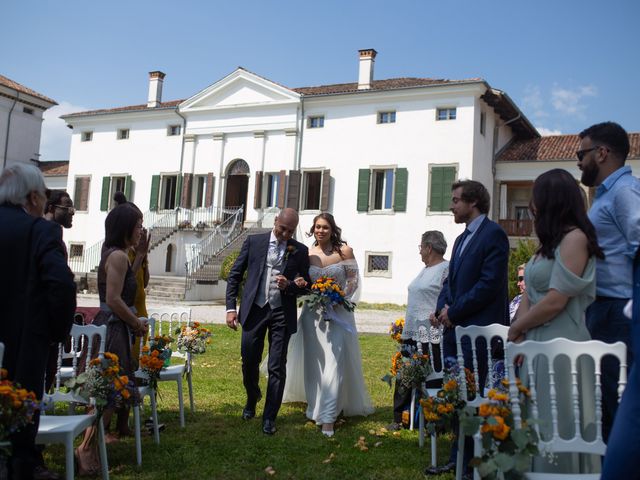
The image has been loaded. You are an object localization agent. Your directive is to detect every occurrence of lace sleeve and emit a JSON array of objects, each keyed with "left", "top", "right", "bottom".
[{"left": 342, "top": 259, "right": 359, "bottom": 299}]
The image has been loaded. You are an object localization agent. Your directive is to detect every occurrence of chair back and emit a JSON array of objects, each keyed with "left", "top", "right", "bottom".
[
  {"left": 417, "top": 325, "right": 445, "bottom": 383},
  {"left": 147, "top": 307, "right": 192, "bottom": 359},
  {"left": 47, "top": 324, "right": 107, "bottom": 405},
  {"left": 455, "top": 323, "right": 509, "bottom": 406},
  {"left": 506, "top": 338, "right": 627, "bottom": 456},
  {"left": 0, "top": 341, "right": 4, "bottom": 368}
]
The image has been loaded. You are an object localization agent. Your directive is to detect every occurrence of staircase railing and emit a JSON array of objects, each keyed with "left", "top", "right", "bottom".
[
  {"left": 68, "top": 238, "right": 104, "bottom": 274},
  {"left": 184, "top": 206, "right": 245, "bottom": 290}
]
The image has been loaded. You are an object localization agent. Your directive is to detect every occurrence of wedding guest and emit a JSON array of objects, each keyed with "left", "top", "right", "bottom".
[
  {"left": 601, "top": 245, "right": 640, "bottom": 479},
  {"left": 284, "top": 213, "right": 373, "bottom": 436},
  {"left": 75, "top": 202, "right": 148, "bottom": 474},
  {"left": 577, "top": 121, "right": 640, "bottom": 440},
  {"left": 508, "top": 168, "right": 603, "bottom": 474},
  {"left": 0, "top": 163, "right": 76, "bottom": 480},
  {"left": 44, "top": 189, "right": 75, "bottom": 231},
  {"left": 509, "top": 264, "right": 526, "bottom": 322},
  {"left": 388, "top": 230, "right": 448, "bottom": 431}
]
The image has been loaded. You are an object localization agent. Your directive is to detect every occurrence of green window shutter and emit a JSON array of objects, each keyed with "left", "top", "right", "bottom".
[
  {"left": 357, "top": 169, "right": 370, "bottom": 212},
  {"left": 124, "top": 175, "right": 132, "bottom": 200},
  {"left": 150, "top": 175, "right": 160, "bottom": 211},
  {"left": 393, "top": 168, "right": 408, "bottom": 212},
  {"left": 429, "top": 166, "right": 456, "bottom": 212},
  {"left": 175, "top": 175, "right": 183, "bottom": 207},
  {"left": 100, "top": 177, "right": 110, "bottom": 212}
]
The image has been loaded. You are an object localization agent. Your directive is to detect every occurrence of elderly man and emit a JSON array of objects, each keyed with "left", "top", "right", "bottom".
[
  {"left": 225, "top": 208, "right": 310, "bottom": 435},
  {"left": 577, "top": 121, "right": 640, "bottom": 441},
  {"left": 0, "top": 163, "right": 76, "bottom": 479}
]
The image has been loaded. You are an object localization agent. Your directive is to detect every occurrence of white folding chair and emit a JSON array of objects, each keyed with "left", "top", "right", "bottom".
[
  {"left": 36, "top": 324, "right": 110, "bottom": 480},
  {"left": 133, "top": 317, "right": 161, "bottom": 466},
  {"left": 454, "top": 324, "right": 509, "bottom": 480},
  {"left": 493, "top": 338, "right": 628, "bottom": 480},
  {"left": 147, "top": 307, "right": 194, "bottom": 417}
]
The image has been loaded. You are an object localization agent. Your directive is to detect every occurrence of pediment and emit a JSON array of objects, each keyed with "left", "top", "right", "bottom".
[{"left": 180, "top": 68, "right": 299, "bottom": 111}]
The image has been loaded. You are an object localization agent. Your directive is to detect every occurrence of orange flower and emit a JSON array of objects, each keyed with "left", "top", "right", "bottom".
[
  {"left": 443, "top": 379, "right": 457, "bottom": 392},
  {"left": 492, "top": 417, "right": 510, "bottom": 441}
]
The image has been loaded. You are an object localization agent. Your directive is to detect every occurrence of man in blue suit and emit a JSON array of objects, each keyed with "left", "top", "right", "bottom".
[
  {"left": 225, "top": 208, "right": 310, "bottom": 435},
  {"left": 426, "top": 180, "right": 509, "bottom": 478}
]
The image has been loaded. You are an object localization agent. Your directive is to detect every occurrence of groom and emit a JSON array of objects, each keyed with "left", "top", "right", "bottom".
[{"left": 225, "top": 208, "right": 310, "bottom": 435}]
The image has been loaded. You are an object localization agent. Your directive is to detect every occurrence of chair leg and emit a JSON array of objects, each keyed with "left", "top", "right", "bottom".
[
  {"left": 177, "top": 378, "right": 185, "bottom": 428},
  {"left": 430, "top": 432, "right": 437, "bottom": 467},
  {"left": 410, "top": 387, "right": 416, "bottom": 431},
  {"left": 97, "top": 417, "right": 110, "bottom": 480},
  {"left": 418, "top": 407, "right": 424, "bottom": 448},
  {"left": 65, "top": 435, "right": 74, "bottom": 480},
  {"left": 187, "top": 369, "right": 195, "bottom": 413},
  {"left": 456, "top": 424, "right": 465, "bottom": 480},
  {"left": 150, "top": 392, "right": 160, "bottom": 444},
  {"left": 133, "top": 404, "right": 142, "bottom": 466}
]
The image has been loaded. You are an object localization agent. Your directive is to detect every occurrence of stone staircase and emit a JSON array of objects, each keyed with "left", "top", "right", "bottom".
[{"left": 145, "top": 275, "right": 187, "bottom": 302}]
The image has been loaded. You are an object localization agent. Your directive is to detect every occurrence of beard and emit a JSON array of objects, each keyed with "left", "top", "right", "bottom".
[{"left": 580, "top": 161, "right": 599, "bottom": 187}]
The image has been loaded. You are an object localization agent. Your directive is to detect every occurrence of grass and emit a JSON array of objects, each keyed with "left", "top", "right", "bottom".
[
  {"left": 356, "top": 302, "right": 406, "bottom": 311},
  {"left": 44, "top": 325, "right": 455, "bottom": 480}
]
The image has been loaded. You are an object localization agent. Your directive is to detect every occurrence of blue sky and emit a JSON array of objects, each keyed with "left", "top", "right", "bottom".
[{"left": 3, "top": 0, "right": 639, "bottom": 161}]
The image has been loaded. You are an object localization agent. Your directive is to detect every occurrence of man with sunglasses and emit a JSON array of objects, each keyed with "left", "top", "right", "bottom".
[
  {"left": 44, "top": 190, "right": 75, "bottom": 230},
  {"left": 577, "top": 121, "right": 640, "bottom": 442}
]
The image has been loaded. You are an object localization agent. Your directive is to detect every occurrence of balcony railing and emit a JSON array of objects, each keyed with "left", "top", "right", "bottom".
[{"left": 498, "top": 219, "right": 534, "bottom": 237}]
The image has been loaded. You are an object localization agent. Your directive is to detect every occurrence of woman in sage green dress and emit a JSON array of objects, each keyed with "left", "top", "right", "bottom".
[{"left": 508, "top": 169, "right": 605, "bottom": 474}]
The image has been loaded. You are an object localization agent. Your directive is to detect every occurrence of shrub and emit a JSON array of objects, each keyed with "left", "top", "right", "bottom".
[
  {"left": 220, "top": 250, "right": 246, "bottom": 302},
  {"left": 508, "top": 239, "right": 538, "bottom": 299}
]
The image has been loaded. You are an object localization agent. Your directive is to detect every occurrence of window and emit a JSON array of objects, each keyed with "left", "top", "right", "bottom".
[
  {"left": 69, "top": 243, "right": 84, "bottom": 259},
  {"left": 429, "top": 165, "right": 457, "bottom": 212},
  {"left": 192, "top": 175, "right": 207, "bottom": 208},
  {"left": 100, "top": 175, "right": 131, "bottom": 211},
  {"left": 160, "top": 175, "right": 178, "bottom": 210},
  {"left": 480, "top": 111, "right": 486, "bottom": 136},
  {"left": 357, "top": 167, "right": 408, "bottom": 213},
  {"left": 73, "top": 176, "right": 91, "bottom": 211},
  {"left": 307, "top": 116, "right": 324, "bottom": 129},
  {"left": 436, "top": 108, "right": 457, "bottom": 121},
  {"left": 110, "top": 176, "right": 126, "bottom": 205},
  {"left": 364, "top": 252, "right": 392, "bottom": 278},
  {"left": 23, "top": 107, "right": 34, "bottom": 115},
  {"left": 377, "top": 111, "right": 396, "bottom": 124},
  {"left": 117, "top": 128, "right": 130, "bottom": 140},
  {"left": 167, "top": 125, "right": 181, "bottom": 136},
  {"left": 81, "top": 131, "right": 93, "bottom": 142},
  {"left": 264, "top": 173, "right": 281, "bottom": 208},
  {"left": 301, "top": 171, "right": 322, "bottom": 210}
]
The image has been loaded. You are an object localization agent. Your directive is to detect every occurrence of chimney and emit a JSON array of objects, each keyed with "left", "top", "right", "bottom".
[
  {"left": 147, "top": 71, "right": 165, "bottom": 108},
  {"left": 357, "top": 49, "right": 377, "bottom": 90}
]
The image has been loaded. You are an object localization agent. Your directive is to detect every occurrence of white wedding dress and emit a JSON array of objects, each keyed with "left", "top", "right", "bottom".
[{"left": 283, "top": 259, "right": 374, "bottom": 424}]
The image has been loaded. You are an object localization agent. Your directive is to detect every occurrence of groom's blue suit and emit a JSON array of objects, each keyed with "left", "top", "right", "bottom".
[{"left": 226, "top": 231, "right": 310, "bottom": 422}]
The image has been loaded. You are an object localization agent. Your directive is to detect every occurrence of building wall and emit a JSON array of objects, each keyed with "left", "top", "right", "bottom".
[{"left": 0, "top": 95, "right": 46, "bottom": 166}]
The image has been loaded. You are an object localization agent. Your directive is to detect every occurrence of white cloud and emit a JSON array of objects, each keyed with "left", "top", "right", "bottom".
[
  {"left": 39, "top": 101, "right": 87, "bottom": 161},
  {"left": 536, "top": 126, "right": 562, "bottom": 136},
  {"left": 551, "top": 84, "right": 597, "bottom": 117},
  {"left": 522, "top": 85, "right": 548, "bottom": 119}
]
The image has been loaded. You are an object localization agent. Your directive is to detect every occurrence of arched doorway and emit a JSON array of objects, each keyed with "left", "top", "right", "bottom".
[{"left": 224, "top": 159, "right": 249, "bottom": 221}]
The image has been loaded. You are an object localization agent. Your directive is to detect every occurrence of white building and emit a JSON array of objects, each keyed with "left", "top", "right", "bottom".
[
  {"left": 39, "top": 160, "right": 69, "bottom": 191},
  {"left": 62, "top": 49, "right": 540, "bottom": 303},
  {"left": 0, "top": 74, "right": 57, "bottom": 168}
]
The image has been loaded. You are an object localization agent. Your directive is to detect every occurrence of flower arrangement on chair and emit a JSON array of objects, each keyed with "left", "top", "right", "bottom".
[
  {"left": 382, "top": 344, "right": 433, "bottom": 393},
  {"left": 139, "top": 336, "right": 173, "bottom": 391},
  {"left": 174, "top": 322, "right": 212, "bottom": 355},
  {"left": 65, "top": 352, "right": 135, "bottom": 417},
  {"left": 300, "top": 276, "right": 355, "bottom": 321},
  {"left": 0, "top": 368, "right": 39, "bottom": 440},
  {"left": 388, "top": 317, "right": 405, "bottom": 343},
  {"left": 462, "top": 378, "right": 539, "bottom": 480}
]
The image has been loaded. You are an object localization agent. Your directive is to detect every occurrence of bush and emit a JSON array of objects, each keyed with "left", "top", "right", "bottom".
[
  {"left": 508, "top": 239, "right": 538, "bottom": 299},
  {"left": 220, "top": 250, "right": 246, "bottom": 302}
]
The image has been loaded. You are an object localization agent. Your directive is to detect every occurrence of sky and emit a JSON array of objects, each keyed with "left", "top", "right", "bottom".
[{"left": 3, "top": 0, "right": 639, "bottom": 161}]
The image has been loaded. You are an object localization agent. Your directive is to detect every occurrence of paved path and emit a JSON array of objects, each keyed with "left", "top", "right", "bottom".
[{"left": 76, "top": 294, "right": 403, "bottom": 334}]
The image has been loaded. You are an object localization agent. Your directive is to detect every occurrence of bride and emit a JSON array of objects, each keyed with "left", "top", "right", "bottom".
[{"left": 286, "top": 213, "right": 374, "bottom": 436}]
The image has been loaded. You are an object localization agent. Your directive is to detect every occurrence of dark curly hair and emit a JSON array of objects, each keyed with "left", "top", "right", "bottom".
[
  {"left": 531, "top": 169, "right": 604, "bottom": 260},
  {"left": 451, "top": 180, "right": 490, "bottom": 214},
  {"left": 306, "top": 213, "right": 346, "bottom": 258}
]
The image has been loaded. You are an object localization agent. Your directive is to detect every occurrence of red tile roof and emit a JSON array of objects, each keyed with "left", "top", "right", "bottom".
[
  {"left": 497, "top": 133, "right": 640, "bottom": 162},
  {"left": 38, "top": 161, "right": 69, "bottom": 176},
  {"left": 292, "top": 77, "right": 483, "bottom": 95},
  {"left": 63, "top": 99, "right": 183, "bottom": 118},
  {"left": 0, "top": 74, "right": 57, "bottom": 105}
]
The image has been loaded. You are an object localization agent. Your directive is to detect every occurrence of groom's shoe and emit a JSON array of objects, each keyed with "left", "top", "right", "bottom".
[
  {"left": 262, "top": 419, "right": 277, "bottom": 435},
  {"left": 242, "top": 407, "right": 256, "bottom": 420}
]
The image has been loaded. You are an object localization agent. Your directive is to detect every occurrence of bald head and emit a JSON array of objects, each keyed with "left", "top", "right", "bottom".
[{"left": 273, "top": 208, "right": 299, "bottom": 243}]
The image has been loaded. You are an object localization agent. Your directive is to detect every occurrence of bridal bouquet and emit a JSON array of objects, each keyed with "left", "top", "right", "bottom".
[
  {"left": 462, "top": 378, "right": 539, "bottom": 480},
  {"left": 139, "top": 335, "right": 173, "bottom": 390},
  {"left": 65, "top": 352, "right": 134, "bottom": 415},
  {"left": 174, "top": 322, "right": 212, "bottom": 355},
  {"left": 0, "top": 369, "right": 39, "bottom": 439},
  {"left": 300, "top": 276, "right": 355, "bottom": 320}
]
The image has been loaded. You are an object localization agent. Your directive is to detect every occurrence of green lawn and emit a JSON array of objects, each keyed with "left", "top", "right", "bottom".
[{"left": 45, "top": 325, "right": 455, "bottom": 479}]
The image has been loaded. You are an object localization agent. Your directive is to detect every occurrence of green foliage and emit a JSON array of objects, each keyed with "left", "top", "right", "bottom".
[
  {"left": 357, "top": 302, "right": 406, "bottom": 311},
  {"left": 508, "top": 239, "right": 538, "bottom": 299},
  {"left": 219, "top": 250, "right": 246, "bottom": 301}
]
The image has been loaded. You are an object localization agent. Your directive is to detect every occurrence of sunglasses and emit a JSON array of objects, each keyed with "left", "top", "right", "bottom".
[
  {"left": 517, "top": 276, "right": 524, "bottom": 282},
  {"left": 576, "top": 145, "right": 606, "bottom": 161},
  {"left": 54, "top": 204, "right": 75, "bottom": 214}
]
